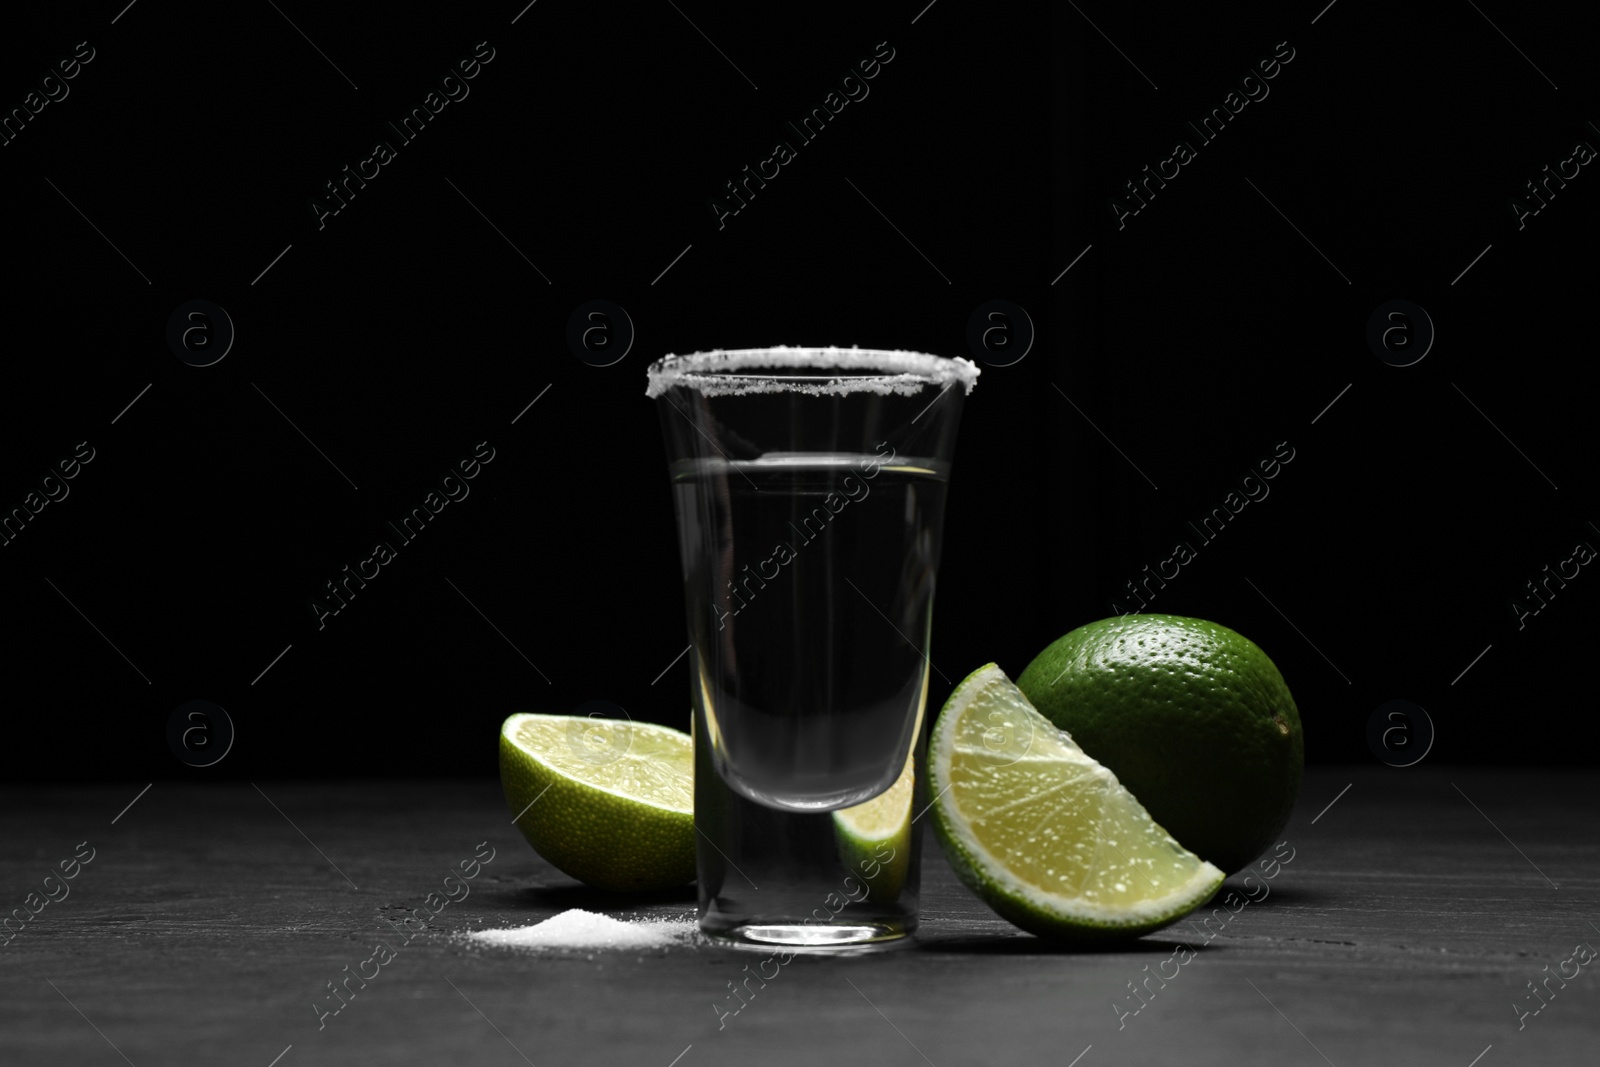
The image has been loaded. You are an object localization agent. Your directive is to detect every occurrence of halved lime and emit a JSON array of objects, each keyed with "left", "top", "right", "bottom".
[
  {"left": 929, "top": 665, "right": 1224, "bottom": 940},
  {"left": 832, "top": 753, "right": 914, "bottom": 897},
  {"left": 499, "top": 713, "right": 694, "bottom": 893}
]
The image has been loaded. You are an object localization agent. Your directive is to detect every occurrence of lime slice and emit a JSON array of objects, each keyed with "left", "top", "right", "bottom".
[
  {"left": 832, "top": 753, "right": 914, "bottom": 897},
  {"left": 499, "top": 713, "right": 695, "bottom": 893},
  {"left": 929, "top": 665, "right": 1224, "bottom": 940}
]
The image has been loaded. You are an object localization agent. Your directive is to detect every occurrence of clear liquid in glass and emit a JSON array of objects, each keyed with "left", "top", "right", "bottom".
[{"left": 672, "top": 452, "right": 945, "bottom": 942}]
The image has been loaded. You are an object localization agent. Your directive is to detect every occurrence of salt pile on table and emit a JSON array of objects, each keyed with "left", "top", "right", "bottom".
[{"left": 466, "top": 909, "right": 693, "bottom": 950}]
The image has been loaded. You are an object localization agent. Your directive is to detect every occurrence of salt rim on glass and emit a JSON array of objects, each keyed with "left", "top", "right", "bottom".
[{"left": 644, "top": 345, "right": 981, "bottom": 399}]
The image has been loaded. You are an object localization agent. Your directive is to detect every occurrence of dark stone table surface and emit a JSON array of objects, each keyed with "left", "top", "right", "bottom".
[{"left": 3, "top": 767, "right": 1595, "bottom": 1065}]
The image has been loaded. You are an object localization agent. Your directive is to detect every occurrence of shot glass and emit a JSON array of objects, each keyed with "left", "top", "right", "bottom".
[{"left": 648, "top": 346, "right": 979, "bottom": 946}]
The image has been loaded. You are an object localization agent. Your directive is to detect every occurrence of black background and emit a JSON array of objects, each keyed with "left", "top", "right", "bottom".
[{"left": 2, "top": 0, "right": 1594, "bottom": 782}]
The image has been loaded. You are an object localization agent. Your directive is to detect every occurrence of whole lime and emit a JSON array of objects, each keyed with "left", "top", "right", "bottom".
[{"left": 1016, "top": 615, "right": 1302, "bottom": 875}]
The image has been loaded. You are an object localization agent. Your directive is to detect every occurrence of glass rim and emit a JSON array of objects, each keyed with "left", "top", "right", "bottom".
[{"left": 644, "top": 345, "right": 980, "bottom": 399}]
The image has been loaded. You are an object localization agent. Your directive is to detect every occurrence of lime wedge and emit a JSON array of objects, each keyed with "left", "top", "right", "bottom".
[
  {"left": 833, "top": 753, "right": 914, "bottom": 896},
  {"left": 928, "top": 665, "right": 1224, "bottom": 940},
  {"left": 499, "top": 713, "right": 694, "bottom": 893}
]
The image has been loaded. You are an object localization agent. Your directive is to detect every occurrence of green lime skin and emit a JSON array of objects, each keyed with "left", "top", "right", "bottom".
[
  {"left": 498, "top": 716, "right": 695, "bottom": 893},
  {"left": 1016, "top": 615, "right": 1303, "bottom": 875}
]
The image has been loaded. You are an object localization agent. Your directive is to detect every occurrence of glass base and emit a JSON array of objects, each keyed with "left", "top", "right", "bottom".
[
  {"left": 693, "top": 710, "right": 926, "bottom": 950},
  {"left": 701, "top": 918, "right": 916, "bottom": 948}
]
